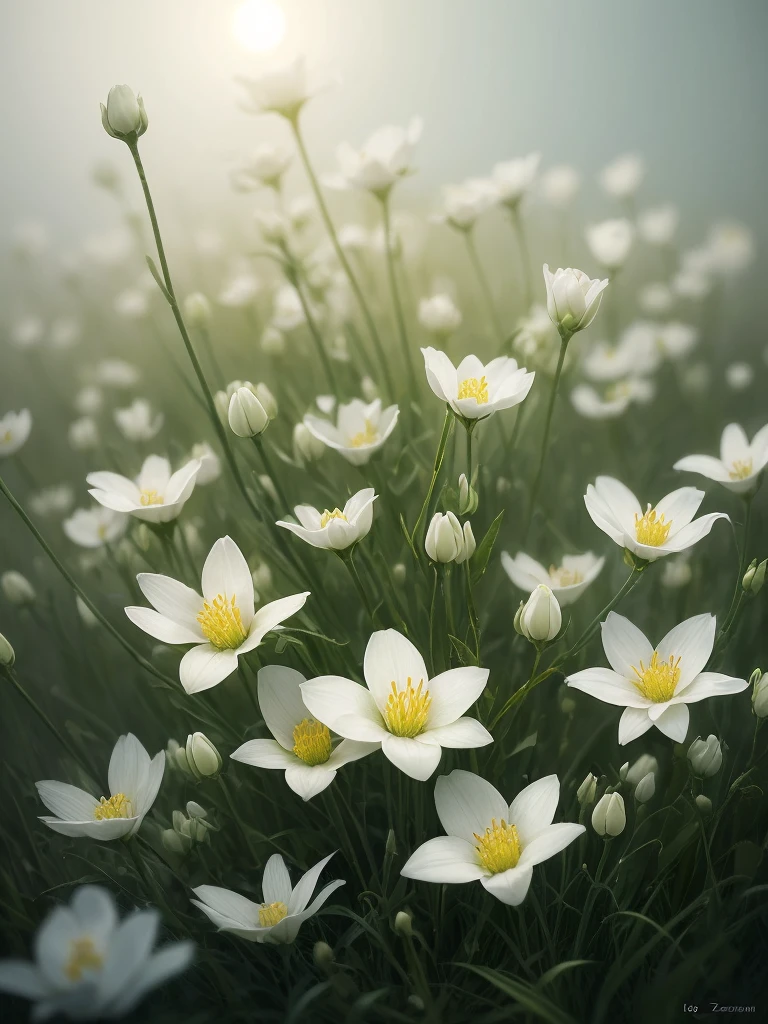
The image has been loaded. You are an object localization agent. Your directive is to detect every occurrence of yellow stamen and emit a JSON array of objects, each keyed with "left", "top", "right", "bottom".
[
  {"left": 197, "top": 594, "right": 247, "bottom": 649},
  {"left": 349, "top": 419, "right": 379, "bottom": 448},
  {"left": 384, "top": 677, "right": 431, "bottom": 738},
  {"left": 2, "top": 430, "right": 12, "bottom": 443},
  {"left": 729, "top": 459, "right": 753, "bottom": 481},
  {"left": 548, "top": 565, "right": 583, "bottom": 588},
  {"left": 139, "top": 488, "right": 163, "bottom": 506},
  {"left": 634, "top": 505, "right": 672, "bottom": 546},
  {"left": 64, "top": 937, "right": 103, "bottom": 981},
  {"left": 292, "top": 718, "right": 332, "bottom": 766},
  {"left": 605, "top": 381, "right": 630, "bottom": 401},
  {"left": 474, "top": 818, "right": 522, "bottom": 874},
  {"left": 259, "top": 901, "right": 288, "bottom": 927},
  {"left": 632, "top": 650, "right": 681, "bottom": 703},
  {"left": 320, "top": 508, "right": 348, "bottom": 528},
  {"left": 93, "top": 793, "right": 132, "bottom": 820},
  {"left": 458, "top": 376, "right": 489, "bottom": 404}
]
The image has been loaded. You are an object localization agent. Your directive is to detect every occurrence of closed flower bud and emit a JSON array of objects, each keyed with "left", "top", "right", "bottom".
[
  {"left": 228, "top": 388, "right": 269, "bottom": 437},
  {"left": 394, "top": 911, "right": 413, "bottom": 937},
  {"left": 101, "top": 85, "right": 148, "bottom": 140},
  {"left": 513, "top": 601, "right": 526, "bottom": 636},
  {"left": 752, "top": 671, "right": 768, "bottom": 718},
  {"left": 458, "top": 473, "right": 479, "bottom": 516},
  {"left": 385, "top": 829, "right": 397, "bottom": 856},
  {"left": 634, "top": 772, "right": 656, "bottom": 804},
  {"left": 313, "top": 941, "right": 335, "bottom": 967},
  {"left": 425, "top": 511, "right": 465, "bottom": 564},
  {"left": 455, "top": 521, "right": 476, "bottom": 564},
  {"left": 254, "top": 383, "right": 278, "bottom": 420},
  {"left": 695, "top": 794, "right": 712, "bottom": 817},
  {"left": 0, "top": 631, "right": 15, "bottom": 667},
  {"left": 1, "top": 570, "right": 35, "bottom": 606},
  {"left": 185, "top": 732, "right": 222, "bottom": 779},
  {"left": 625, "top": 754, "right": 659, "bottom": 787},
  {"left": 687, "top": 735, "right": 722, "bottom": 778},
  {"left": 592, "top": 792, "right": 626, "bottom": 836},
  {"left": 743, "top": 557, "right": 767, "bottom": 595},
  {"left": 519, "top": 585, "right": 561, "bottom": 642},
  {"left": 183, "top": 292, "right": 212, "bottom": 329},
  {"left": 619, "top": 762, "right": 629, "bottom": 782},
  {"left": 543, "top": 264, "right": 609, "bottom": 336},
  {"left": 392, "top": 563, "right": 407, "bottom": 586},
  {"left": 577, "top": 772, "right": 598, "bottom": 806},
  {"left": 161, "top": 829, "right": 189, "bottom": 855}
]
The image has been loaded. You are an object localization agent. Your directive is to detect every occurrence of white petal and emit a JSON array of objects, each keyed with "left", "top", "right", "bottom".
[
  {"left": 108, "top": 733, "right": 149, "bottom": 801},
  {"left": 381, "top": 734, "right": 442, "bottom": 781},
  {"left": 656, "top": 613, "right": 716, "bottom": 689},
  {"left": 618, "top": 706, "right": 653, "bottom": 744},
  {"left": 240, "top": 592, "right": 310, "bottom": 653},
  {"left": 508, "top": 775, "right": 560, "bottom": 843},
  {"left": 285, "top": 765, "right": 337, "bottom": 801},
  {"left": 661, "top": 513, "right": 729, "bottom": 552},
  {"left": 654, "top": 702, "right": 689, "bottom": 741},
  {"left": 655, "top": 487, "right": 704, "bottom": 531},
  {"left": 425, "top": 666, "right": 490, "bottom": 728},
  {"left": 422, "top": 717, "right": 492, "bottom": 749},
  {"left": 300, "top": 676, "right": 384, "bottom": 734},
  {"left": 262, "top": 854, "right": 293, "bottom": 905},
  {"left": 191, "top": 886, "right": 260, "bottom": 928},
  {"left": 594, "top": 476, "right": 641, "bottom": 529},
  {"left": 721, "top": 422, "right": 750, "bottom": 465},
  {"left": 673, "top": 454, "right": 729, "bottom": 483},
  {"left": 0, "top": 962, "right": 47, "bottom": 1000},
  {"left": 518, "top": 823, "right": 585, "bottom": 866},
  {"left": 124, "top": 606, "right": 202, "bottom": 645},
  {"left": 257, "top": 664, "right": 308, "bottom": 747},
  {"left": 601, "top": 612, "right": 654, "bottom": 677},
  {"left": 566, "top": 667, "right": 650, "bottom": 708},
  {"left": 287, "top": 852, "right": 336, "bottom": 915},
  {"left": 230, "top": 739, "right": 299, "bottom": 769},
  {"left": 136, "top": 573, "right": 203, "bottom": 630},
  {"left": 35, "top": 781, "right": 98, "bottom": 821},
  {"left": 401, "top": 836, "right": 486, "bottom": 883},
  {"left": 40, "top": 815, "right": 137, "bottom": 841},
  {"left": 107, "top": 941, "right": 194, "bottom": 1018},
  {"left": 674, "top": 672, "right": 748, "bottom": 703},
  {"left": 434, "top": 769, "right": 507, "bottom": 842},
  {"left": 364, "top": 629, "right": 428, "bottom": 713},
  {"left": 201, "top": 537, "right": 255, "bottom": 624},
  {"left": 480, "top": 865, "right": 534, "bottom": 906},
  {"left": 179, "top": 645, "right": 239, "bottom": 694},
  {"left": 325, "top": 738, "right": 380, "bottom": 769}
]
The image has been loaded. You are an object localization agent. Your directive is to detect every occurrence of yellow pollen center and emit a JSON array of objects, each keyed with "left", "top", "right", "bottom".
[
  {"left": 548, "top": 565, "right": 583, "bottom": 588},
  {"left": 634, "top": 505, "right": 672, "bottom": 546},
  {"left": 197, "top": 594, "right": 247, "bottom": 650},
  {"left": 606, "top": 382, "right": 630, "bottom": 401},
  {"left": 259, "top": 901, "right": 288, "bottom": 927},
  {"left": 474, "top": 818, "right": 522, "bottom": 874},
  {"left": 93, "top": 792, "right": 132, "bottom": 820},
  {"left": 64, "top": 937, "right": 103, "bottom": 981},
  {"left": 384, "top": 677, "right": 431, "bottom": 738},
  {"left": 139, "top": 488, "right": 163, "bottom": 506},
  {"left": 320, "top": 508, "right": 348, "bottom": 528},
  {"left": 292, "top": 718, "right": 332, "bottom": 766},
  {"left": 349, "top": 419, "right": 379, "bottom": 448},
  {"left": 729, "top": 459, "right": 753, "bottom": 481},
  {"left": 2, "top": 430, "right": 12, "bottom": 443},
  {"left": 632, "top": 650, "right": 681, "bottom": 703},
  {"left": 458, "top": 375, "right": 489, "bottom": 404}
]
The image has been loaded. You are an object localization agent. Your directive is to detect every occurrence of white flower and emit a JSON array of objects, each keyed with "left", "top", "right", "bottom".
[
  {"left": 674, "top": 269, "right": 711, "bottom": 300},
  {"left": 233, "top": 143, "right": 292, "bottom": 190},
  {"left": 0, "top": 409, "right": 32, "bottom": 457},
  {"left": 231, "top": 666, "right": 377, "bottom": 800},
  {"left": 592, "top": 792, "right": 626, "bottom": 836},
  {"left": 501, "top": 551, "right": 604, "bottom": 606},
  {"left": 421, "top": 348, "right": 534, "bottom": 421},
  {"left": 438, "top": 178, "right": 497, "bottom": 231},
  {"left": 706, "top": 222, "right": 755, "bottom": 275},
  {"left": 218, "top": 272, "right": 261, "bottom": 308},
  {"left": 30, "top": 485, "right": 75, "bottom": 518},
  {"left": 517, "top": 585, "right": 561, "bottom": 642},
  {"left": 570, "top": 379, "right": 653, "bottom": 420},
  {"left": 401, "top": 770, "right": 584, "bottom": 905},
  {"left": 599, "top": 154, "right": 645, "bottom": 199},
  {"left": 69, "top": 417, "right": 100, "bottom": 452},
  {"left": 540, "top": 165, "right": 580, "bottom": 206},
  {"left": 228, "top": 388, "right": 269, "bottom": 437},
  {"left": 190, "top": 442, "right": 221, "bottom": 485},
  {"left": 425, "top": 511, "right": 475, "bottom": 564},
  {"left": 10, "top": 316, "right": 44, "bottom": 349},
  {"left": 637, "top": 205, "right": 679, "bottom": 246},
  {"left": 725, "top": 362, "right": 753, "bottom": 390},
  {"left": 584, "top": 476, "right": 729, "bottom": 561},
  {"left": 661, "top": 553, "right": 693, "bottom": 589},
  {"left": 87, "top": 455, "right": 201, "bottom": 524},
  {"left": 1, "top": 571, "right": 35, "bottom": 605},
  {"left": 674, "top": 423, "right": 768, "bottom": 495},
  {"left": 543, "top": 265, "right": 609, "bottom": 335},
  {"left": 97, "top": 360, "right": 140, "bottom": 388},
  {"left": 0, "top": 885, "right": 192, "bottom": 1021},
  {"left": 330, "top": 118, "right": 422, "bottom": 196},
  {"left": 75, "top": 387, "right": 103, "bottom": 415},
  {"left": 304, "top": 398, "right": 399, "bottom": 466},
  {"left": 192, "top": 852, "right": 344, "bottom": 944},
  {"left": 300, "top": 629, "right": 491, "bottom": 781},
  {"left": 271, "top": 283, "right": 307, "bottom": 331},
  {"left": 114, "top": 399, "right": 163, "bottom": 442},
  {"left": 586, "top": 218, "right": 635, "bottom": 270},
  {"left": 277, "top": 488, "right": 376, "bottom": 551},
  {"left": 566, "top": 612, "right": 748, "bottom": 744},
  {"left": 64, "top": 506, "right": 128, "bottom": 549},
  {"left": 292, "top": 423, "right": 326, "bottom": 464},
  {"left": 101, "top": 84, "right": 147, "bottom": 138},
  {"left": 36, "top": 734, "right": 164, "bottom": 841},
  {"left": 236, "top": 56, "right": 327, "bottom": 119},
  {"left": 492, "top": 153, "right": 540, "bottom": 208},
  {"left": 656, "top": 321, "right": 698, "bottom": 360},
  {"left": 687, "top": 735, "right": 722, "bottom": 777},
  {"left": 125, "top": 535, "right": 309, "bottom": 694},
  {"left": 638, "top": 282, "right": 673, "bottom": 314},
  {"left": 418, "top": 294, "right": 462, "bottom": 337}
]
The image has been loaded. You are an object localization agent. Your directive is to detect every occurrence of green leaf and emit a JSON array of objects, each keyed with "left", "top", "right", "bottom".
[
  {"left": 145, "top": 254, "right": 172, "bottom": 303},
  {"left": 471, "top": 510, "right": 505, "bottom": 584},
  {"left": 448, "top": 634, "right": 479, "bottom": 666},
  {"left": 457, "top": 964, "right": 577, "bottom": 1024}
]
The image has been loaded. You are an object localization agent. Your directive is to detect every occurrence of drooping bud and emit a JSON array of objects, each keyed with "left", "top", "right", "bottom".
[
  {"left": 695, "top": 794, "right": 712, "bottom": 817},
  {"left": 394, "top": 911, "right": 413, "bottom": 938},
  {"left": 313, "top": 941, "right": 335, "bottom": 968},
  {"left": 1, "top": 571, "right": 36, "bottom": 606}
]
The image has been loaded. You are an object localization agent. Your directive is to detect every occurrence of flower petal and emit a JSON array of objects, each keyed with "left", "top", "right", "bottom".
[
  {"left": 201, "top": 537, "right": 255, "bottom": 624},
  {"left": 509, "top": 775, "right": 560, "bottom": 844},
  {"left": 656, "top": 613, "right": 716, "bottom": 690},
  {"left": 35, "top": 781, "right": 98, "bottom": 820},
  {"left": 262, "top": 854, "right": 293, "bottom": 905},
  {"left": 364, "top": 629, "right": 428, "bottom": 713},
  {"left": 401, "top": 836, "right": 486, "bottom": 883},
  {"left": 422, "top": 717, "right": 492, "bottom": 749},
  {"left": 287, "top": 852, "right": 336, "bottom": 915},
  {"left": 230, "top": 739, "right": 299, "bottom": 769},
  {"left": 618, "top": 706, "right": 653, "bottom": 744},
  {"left": 257, "top": 664, "right": 308, "bottom": 748},
  {"left": 566, "top": 667, "right": 650, "bottom": 708},
  {"left": 480, "top": 865, "right": 534, "bottom": 906},
  {"left": 518, "top": 823, "right": 585, "bottom": 866},
  {"left": 240, "top": 592, "right": 310, "bottom": 653},
  {"left": 124, "top": 606, "right": 203, "bottom": 645},
  {"left": 425, "top": 666, "right": 490, "bottom": 728},
  {"left": 300, "top": 677, "right": 385, "bottom": 735},
  {"left": 135, "top": 573, "right": 203, "bottom": 630},
  {"left": 284, "top": 765, "right": 337, "bottom": 802},
  {"left": 434, "top": 769, "right": 507, "bottom": 842},
  {"left": 601, "top": 612, "right": 654, "bottom": 677},
  {"left": 654, "top": 702, "right": 689, "bottom": 742},
  {"left": 674, "top": 671, "right": 748, "bottom": 703},
  {"left": 179, "top": 645, "right": 239, "bottom": 694},
  {"left": 381, "top": 734, "right": 442, "bottom": 781}
]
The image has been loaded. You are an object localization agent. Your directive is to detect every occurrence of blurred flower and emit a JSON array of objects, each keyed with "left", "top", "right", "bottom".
[
  {"left": 29, "top": 485, "right": 75, "bottom": 517},
  {"left": 706, "top": 222, "right": 755, "bottom": 275},
  {"left": 301, "top": 629, "right": 491, "bottom": 781},
  {"left": 185, "top": 733, "right": 222, "bottom": 779},
  {"left": 330, "top": 118, "right": 422, "bottom": 196},
  {"left": 725, "top": 362, "right": 753, "bottom": 390},
  {"left": 114, "top": 399, "right": 163, "bottom": 442},
  {"left": 192, "top": 852, "right": 344, "bottom": 943},
  {"left": 101, "top": 85, "right": 147, "bottom": 139},
  {"left": 418, "top": 293, "right": 462, "bottom": 339},
  {"left": 625, "top": 754, "right": 658, "bottom": 786},
  {"left": 88, "top": 455, "right": 201, "bottom": 524},
  {"left": 425, "top": 511, "right": 475, "bottom": 564},
  {"left": 540, "top": 164, "right": 580, "bottom": 206},
  {"left": 10, "top": 316, "right": 44, "bottom": 349},
  {"left": 674, "top": 268, "right": 711, "bottom": 300},
  {"left": 292, "top": 422, "right": 325, "bottom": 464},
  {"left": 114, "top": 288, "right": 149, "bottom": 320},
  {"left": 421, "top": 348, "right": 534, "bottom": 421},
  {"left": 674, "top": 422, "right": 768, "bottom": 495},
  {"left": 64, "top": 506, "right": 128, "bottom": 548},
  {"left": 233, "top": 143, "right": 293, "bottom": 191},
  {"left": 183, "top": 292, "right": 212, "bottom": 328},
  {"left": 277, "top": 488, "right": 376, "bottom": 551},
  {"left": 189, "top": 442, "right": 221, "bottom": 485},
  {"left": 584, "top": 476, "right": 729, "bottom": 561},
  {"left": 592, "top": 792, "right": 626, "bottom": 836},
  {"left": 304, "top": 398, "right": 399, "bottom": 466},
  {"left": 69, "top": 417, "right": 100, "bottom": 451},
  {"left": 543, "top": 265, "right": 608, "bottom": 335},
  {"left": 567, "top": 611, "right": 747, "bottom": 744},
  {"left": 0, "top": 409, "right": 32, "bottom": 457},
  {"left": 218, "top": 271, "right": 261, "bottom": 308},
  {"left": 656, "top": 321, "right": 698, "bottom": 360},
  {"left": 1, "top": 571, "right": 35, "bottom": 606},
  {"left": 231, "top": 666, "right": 377, "bottom": 800},
  {"left": 401, "top": 770, "right": 584, "bottom": 905},
  {"left": 438, "top": 178, "right": 497, "bottom": 231},
  {"left": 253, "top": 208, "right": 290, "bottom": 245},
  {"left": 36, "top": 733, "right": 163, "bottom": 841},
  {"left": 236, "top": 56, "right": 326, "bottom": 120},
  {"left": 97, "top": 360, "right": 140, "bottom": 388},
  {"left": 501, "top": 551, "right": 604, "bottom": 606},
  {"left": 0, "top": 886, "right": 192, "bottom": 1020},
  {"left": 228, "top": 388, "right": 269, "bottom": 437},
  {"left": 513, "top": 305, "right": 560, "bottom": 368},
  {"left": 492, "top": 152, "right": 540, "bottom": 209},
  {"left": 75, "top": 387, "right": 103, "bottom": 415},
  {"left": 586, "top": 218, "right": 634, "bottom": 271},
  {"left": 570, "top": 379, "right": 653, "bottom": 419},
  {"left": 638, "top": 282, "right": 674, "bottom": 314},
  {"left": 516, "top": 585, "right": 561, "bottom": 642},
  {"left": 271, "top": 283, "right": 308, "bottom": 330},
  {"left": 637, "top": 205, "right": 679, "bottom": 246},
  {"left": 661, "top": 553, "right": 693, "bottom": 589},
  {"left": 261, "top": 324, "right": 286, "bottom": 355},
  {"left": 687, "top": 735, "right": 722, "bottom": 777},
  {"left": 125, "top": 535, "right": 309, "bottom": 694},
  {"left": 599, "top": 154, "right": 644, "bottom": 199},
  {"left": 50, "top": 317, "right": 81, "bottom": 350}
]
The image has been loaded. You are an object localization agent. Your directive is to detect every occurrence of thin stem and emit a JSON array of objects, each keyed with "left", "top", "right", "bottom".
[
  {"left": 380, "top": 194, "right": 416, "bottom": 385},
  {"left": 339, "top": 549, "right": 378, "bottom": 626},
  {"left": 510, "top": 206, "right": 533, "bottom": 312},
  {"left": 411, "top": 409, "right": 454, "bottom": 547},
  {"left": 464, "top": 228, "right": 504, "bottom": 344},
  {"left": 280, "top": 244, "right": 337, "bottom": 392},
  {"left": 252, "top": 437, "right": 291, "bottom": 516}
]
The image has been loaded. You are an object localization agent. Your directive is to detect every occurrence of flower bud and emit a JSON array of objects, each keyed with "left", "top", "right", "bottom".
[
  {"left": 592, "top": 792, "right": 626, "bottom": 836},
  {"left": 185, "top": 733, "right": 222, "bottom": 780},
  {"left": 513, "top": 601, "right": 526, "bottom": 636},
  {"left": 518, "top": 585, "right": 561, "bottom": 642},
  {"left": 0, "top": 631, "right": 15, "bottom": 667},
  {"left": 455, "top": 521, "right": 476, "bottom": 564},
  {"left": 385, "top": 829, "right": 397, "bottom": 857},
  {"left": 619, "top": 762, "right": 629, "bottom": 782},
  {"left": 751, "top": 671, "right": 768, "bottom": 718},
  {"left": 161, "top": 829, "right": 189, "bottom": 855},
  {"left": 743, "top": 557, "right": 767, "bottom": 595},
  {"left": 254, "top": 383, "right": 278, "bottom": 420},
  {"left": 292, "top": 422, "right": 325, "bottom": 464},
  {"left": 313, "top": 941, "right": 335, "bottom": 968},
  {"left": 228, "top": 388, "right": 269, "bottom": 437},
  {"left": 625, "top": 754, "right": 659, "bottom": 787},
  {"left": 695, "top": 794, "right": 712, "bottom": 817},
  {"left": 1, "top": 571, "right": 35, "bottom": 606},
  {"left": 634, "top": 772, "right": 655, "bottom": 804},
  {"left": 425, "top": 511, "right": 465, "bottom": 564},
  {"left": 458, "top": 474, "right": 479, "bottom": 516},
  {"left": 392, "top": 563, "right": 407, "bottom": 586},
  {"left": 576, "top": 773, "right": 597, "bottom": 807},
  {"left": 394, "top": 911, "right": 413, "bottom": 937},
  {"left": 361, "top": 375, "right": 378, "bottom": 402},
  {"left": 543, "top": 264, "right": 609, "bottom": 336},
  {"left": 687, "top": 735, "right": 722, "bottom": 778},
  {"left": 101, "top": 85, "right": 148, "bottom": 139},
  {"left": 183, "top": 292, "right": 212, "bottom": 329}
]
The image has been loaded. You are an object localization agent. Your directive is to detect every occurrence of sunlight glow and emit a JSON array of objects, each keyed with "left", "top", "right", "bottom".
[{"left": 233, "top": 0, "right": 287, "bottom": 53}]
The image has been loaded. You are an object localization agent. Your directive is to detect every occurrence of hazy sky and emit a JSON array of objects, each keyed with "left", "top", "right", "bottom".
[{"left": 1, "top": 0, "right": 767, "bottom": 250}]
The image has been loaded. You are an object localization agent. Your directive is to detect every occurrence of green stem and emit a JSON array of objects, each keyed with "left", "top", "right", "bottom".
[
  {"left": 252, "top": 437, "right": 291, "bottom": 516},
  {"left": 411, "top": 408, "right": 454, "bottom": 548},
  {"left": 281, "top": 244, "right": 337, "bottom": 392},
  {"left": 464, "top": 228, "right": 504, "bottom": 344},
  {"left": 510, "top": 206, "right": 533, "bottom": 313},
  {"left": 380, "top": 194, "right": 416, "bottom": 386},
  {"left": 339, "top": 549, "right": 378, "bottom": 626}
]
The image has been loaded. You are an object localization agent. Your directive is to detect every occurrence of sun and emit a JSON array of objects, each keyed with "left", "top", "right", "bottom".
[{"left": 233, "top": 0, "right": 286, "bottom": 53}]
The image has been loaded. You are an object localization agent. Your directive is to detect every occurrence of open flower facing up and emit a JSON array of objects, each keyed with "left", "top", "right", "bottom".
[
  {"left": 231, "top": 666, "right": 378, "bottom": 801},
  {"left": 566, "top": 612, "right": 748, "bottom": 744},
  {"left": 87, "top": 455, "right": 201, "bottom": 524},
  {"left": 0, "top": 409, "right": 32, "bottom": 457},
  {"left": 192, "top": 852, "right": 344, "bottom": 944},
  {"left": 300, "top": 629, "right": 492, "bottom": 781},
  {"left": 421, "top": 348, "right": 534, "bottom": 422},
  {"left": 330, "top": 118, "right": 422, "bottom": 196},
  {"left": 277, "top": 487, "right": 376, "bottom": 551},
  {"left": 501, "top": 551, "right": 604, "bottom": 606},
  {"left": 36, "top": 734, "right": 164, "bottom": 841},
  {"left": 584, "top": 476, "right": 728, "bottom": 562},
  {"left": 0, "top": 885, "right": 193, "bottom": 1022},
  {"left": 236, "top": 56, "right": 327, "bottom": 120},
  {"left": 63, "top": 506, "right": 128, "bottom": 549},
  {"left": 304, "top": 398, "right": 399, "bottom": 466},
  {"left": 401, "top": 771, "right": 584, "bottom": 905},
  {"left": 114, "top": 399, "right": 163, "bottom": 442},
  {"left": 543, "top": 265, "right": 608, "bottom": 336},
  {"left": 674, "top": 423, "right": 768, "bottom": 495},
  {"left": 125, "top": 536, "right": 309, "bottom": 694}
]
